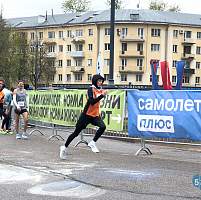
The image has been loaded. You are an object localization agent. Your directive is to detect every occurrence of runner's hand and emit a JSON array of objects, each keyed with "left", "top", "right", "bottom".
[{"left": 102, "top": 90, "right": 108, "bottom": 96}]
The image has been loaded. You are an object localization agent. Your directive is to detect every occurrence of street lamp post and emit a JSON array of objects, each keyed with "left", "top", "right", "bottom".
[
  {"left": 109, "top": 0, "right": 115, "bottom": 86},
  {"left": 32, "top": 30, "right": 43, "bottom": 90},
  {"left": 34, "top": 39, "right": 39, "bottom": 90}
]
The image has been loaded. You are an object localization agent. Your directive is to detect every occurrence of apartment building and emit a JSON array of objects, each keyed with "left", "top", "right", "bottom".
[{"left": 8, "top": 9, "right": 201, "bottom": 87}]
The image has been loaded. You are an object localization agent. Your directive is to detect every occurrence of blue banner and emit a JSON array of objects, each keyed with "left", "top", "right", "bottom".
[{"left": 128, "top": 90, "right": 201, "bottom": 141}]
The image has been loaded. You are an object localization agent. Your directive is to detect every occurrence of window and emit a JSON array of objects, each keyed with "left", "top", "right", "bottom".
[
  {"left": 59, "top": 31, "right": 63, "bottom": 38},
  {"left": 136, "top": 74, "right": 142, "bottom": 82},
  {"left": 105, "top": 28, "right": 110, "bottom": 35},
  {"left": 59, "top": 45, "right": 63, "bottom": 52},
  {"left": 173, "top": 45, "right": 178, "bottom": 53},
  {"left": 137, "top": 43, "right": 143, "bottom": 52},
  {"left": 197, "top": 32, "right": 201, "bottom": 39},
  {"left": 88, "top": 29, "right": 93, "bottom": 36},
  {"left": 87, "top": 59, "right": 92, "bottom": 66},
  {"left": 105, "top": 43, "right": 110, "bottom": 50},
  {"left": 75, "top": 59, "right": 82, "bottom": 66},
  {"left": 184, "top": 31, "right": 191, "bottom": 39},
  {"left": 104, "top": 59, "right": 110, "bottom": 66},
  {"left": 121, "top": 58, "right": 127, "bottom": 67},
  {"left": 67, "top": 45, "right": 71, "bottom": 52},
  {"left": 196, "top": 62, "right": 200, "bottom": 69},
  {"left": 172, "top": 60, "right": 177, "bottom": 68},
  {"left": 151, "top": 44, "right": 160, "bottom": 51},
  {"left": 75, "top": 73, "right": 82, "bottom": 81},
  {"left": 39, "top": 32, "right": 43, "bottom": 39},
  {"left": 184, "top": 45, "right": 191, "bottom": 54},
  {"left": 196, "top": 77, "right": 200, "bottom": 84},
  {"left": 48, "top": 45, "right": 55, "bottom": 52},
  {"left": 48, "top": 31, "right": 55, "bottom": 38},
  {"left": 150, "top": 75, "right": 159, "bottom": 82},
  {"left": 138, "top": 28, "right": 144, "bottom": 38},
  {"left": 50, "top": 60, "right": 55, "bottom": 67},
  {"left": 196, "top": 47, "right": 201, "bottom": 54},
  {"left": 104, "top": 74, "right": 109, "bottom": 81},
  {"left": 67, "top": 59, "right": 71, "bottom": 67},
  {"left": 67, "top": 30, "right": 72, "bottom": 38},
  {"left": 122, "top": 28, "right": 128, "bottom": 36},
  {"left": 121, "top": 74, "right": 127, "bottom": 82},
  {"left": 121, "top": 43, "right": 127, "bottom": 52},
  {"left": 151, "top": 29, "right": 161, "bottom": 37},
  {"left": 30, "top": 32, "right": 35, "bottom": 40},
  {"left": 75, "top": 29, "right": 83, "bottom": 37},
  {"left": 66, "top": 74, "right": 71, "bottom": 81},
  {"left": 58, "top": 60, "right": 63, "bottom": 67},
  {"left": 173, "top": 30, "right": 178, "bottom": 38},
  {"left": 88, "top": 74, "right": 92, "bottom": 81},
  {"left": 172, "top": 76, "right": 177, "bottom": 83},
  {"left": 75, "top": 44, "right": 83, "bottom": 51},
  {"left": 183, "top": 75, "right": 190, "bottom": 83},
  {"left": 30, "top": 47, "right": 35, "bottom": 52},
  {"left": 58, "top": 74, "right": 62, "bottom": 81},
  {"left": 137, "top": 58, "right": 143, "bottom": 67},
  {"left": 88, "top": 44, "right": 93, "bottom": 51}
]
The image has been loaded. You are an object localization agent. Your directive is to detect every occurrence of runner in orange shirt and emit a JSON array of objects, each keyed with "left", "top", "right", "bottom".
[{"left": 60, "top": 74, "right": 108, "bottom": 159}]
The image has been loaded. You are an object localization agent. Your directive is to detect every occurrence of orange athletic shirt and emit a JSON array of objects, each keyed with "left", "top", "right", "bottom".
[
  {"left": 0, "top": 90, "right": 4, "bottom": 104},
  {"left": 85, "top": 87, "right": 104, "bottom": 117}
]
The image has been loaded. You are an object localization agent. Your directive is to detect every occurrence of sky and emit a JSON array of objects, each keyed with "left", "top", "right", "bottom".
[{"left": 0, "top": 0, "right": 201, "bottom": 19}]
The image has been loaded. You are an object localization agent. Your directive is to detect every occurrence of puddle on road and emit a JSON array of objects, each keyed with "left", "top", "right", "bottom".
[
  {"left": 28, "top": 180, "right": 105, "bottom": 198},
  {"left": 0, "top": 164, "right": 42, "bottom": 184}
]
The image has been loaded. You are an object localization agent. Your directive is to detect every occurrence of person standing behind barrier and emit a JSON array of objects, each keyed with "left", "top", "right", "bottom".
[
  {"left": 13, "top": 81, "right": 29, "bottom": 139},
  {"left": 60, "top": 74, "right": 107, "bottom": 159},
  {"left": 0, "top": 78, "right": 5, "bottom": 121},
  {"left": 1, "top": 86, "right": 12, "bottom": 133}
]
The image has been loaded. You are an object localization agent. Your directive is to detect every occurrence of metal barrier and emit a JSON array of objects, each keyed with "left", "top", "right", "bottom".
[{"left": 26, "top": 89, "right": 201, "bottom": 156}]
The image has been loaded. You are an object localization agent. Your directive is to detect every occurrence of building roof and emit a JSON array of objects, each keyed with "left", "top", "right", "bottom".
[{"left": 6, "top": 9, "right": 201, "bottom": 29}]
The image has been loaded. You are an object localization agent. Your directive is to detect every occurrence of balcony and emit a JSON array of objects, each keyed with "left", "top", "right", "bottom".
[
  {"left": 43, "top": 39, "right": 57, "bottom": 45},
  {"left": 120, "top": 37, "right": 145, "bottom": 43},
  {"left": 71, "top": 66, "right": 85, "bottom": 73},
  {"left": 184, "top": 67, "right": 195, "bottom": 74},
  {"left": 71, "top": 37, "right": 85, "bottom": 43},
  {"left": 119, "top": 66, "right": 144, "bottom": 73},
  {"left": 70, "top": 51, "right": 85, "bottom": 58},
  {"left": 182, "top": 38, "right": 196, "bottom": 44},
  {"left": 181, "top": 53, "right": 195, "bottom": 60},
  {"left": 46, "top": 52, "right": 56, "bottom": 58},
  {"left": 119, "top": 50, "right": 144, "bottom": 58}
]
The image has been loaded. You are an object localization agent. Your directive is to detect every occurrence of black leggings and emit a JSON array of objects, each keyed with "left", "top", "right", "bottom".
[
  {"left": 1, "top": 111, "right": 11, "bottom": 130},
  {"left": 65, "top": 113, "right": 106, "bottom": 147}
]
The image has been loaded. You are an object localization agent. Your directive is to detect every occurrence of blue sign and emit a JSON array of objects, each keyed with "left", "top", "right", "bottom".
[
  {"left": 128, "top": 90, "right": 201, "bottom": 141},
  {"left": 192, "top": 175, "right": 201, "bottom": 190}
]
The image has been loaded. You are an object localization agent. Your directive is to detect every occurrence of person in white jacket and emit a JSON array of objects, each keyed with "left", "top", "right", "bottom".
[{"left": 13, "top": 81, "right": 29, "bottom": 139}]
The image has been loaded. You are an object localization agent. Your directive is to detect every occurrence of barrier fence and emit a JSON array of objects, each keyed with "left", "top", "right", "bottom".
[{"left": 27, "top": 89, "right": 201, "bottom": 155}]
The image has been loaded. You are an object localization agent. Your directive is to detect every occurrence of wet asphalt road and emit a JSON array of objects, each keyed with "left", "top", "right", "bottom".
[{"left": 0, "top": 127, "right": 201, "bottom": 200}]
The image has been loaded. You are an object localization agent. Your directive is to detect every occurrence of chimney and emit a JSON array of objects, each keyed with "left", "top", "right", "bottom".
[
  {"left": 45, "top": 10, "right": 47, "bottom": 21},
  {"left": 51, "top": 9, "right": 53, "bottom": 17}
]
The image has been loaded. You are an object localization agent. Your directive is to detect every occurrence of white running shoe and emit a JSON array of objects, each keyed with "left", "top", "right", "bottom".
[
  {"left": 16, "top": 133, "right": 22, "bottom": 139},
  {"left": 60, "top": 146, "right": 67, "bottom": 160},
  {"left": 88, "top": 141, "right": 100, "bottom": 153},
  {"left": 22, "top": 132, "right": 29, "bottom": 140}
]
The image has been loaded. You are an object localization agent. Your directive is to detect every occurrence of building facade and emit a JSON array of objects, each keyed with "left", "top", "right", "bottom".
[{"left": 8, "top": 9, "right": 201, "bottom": 87}]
